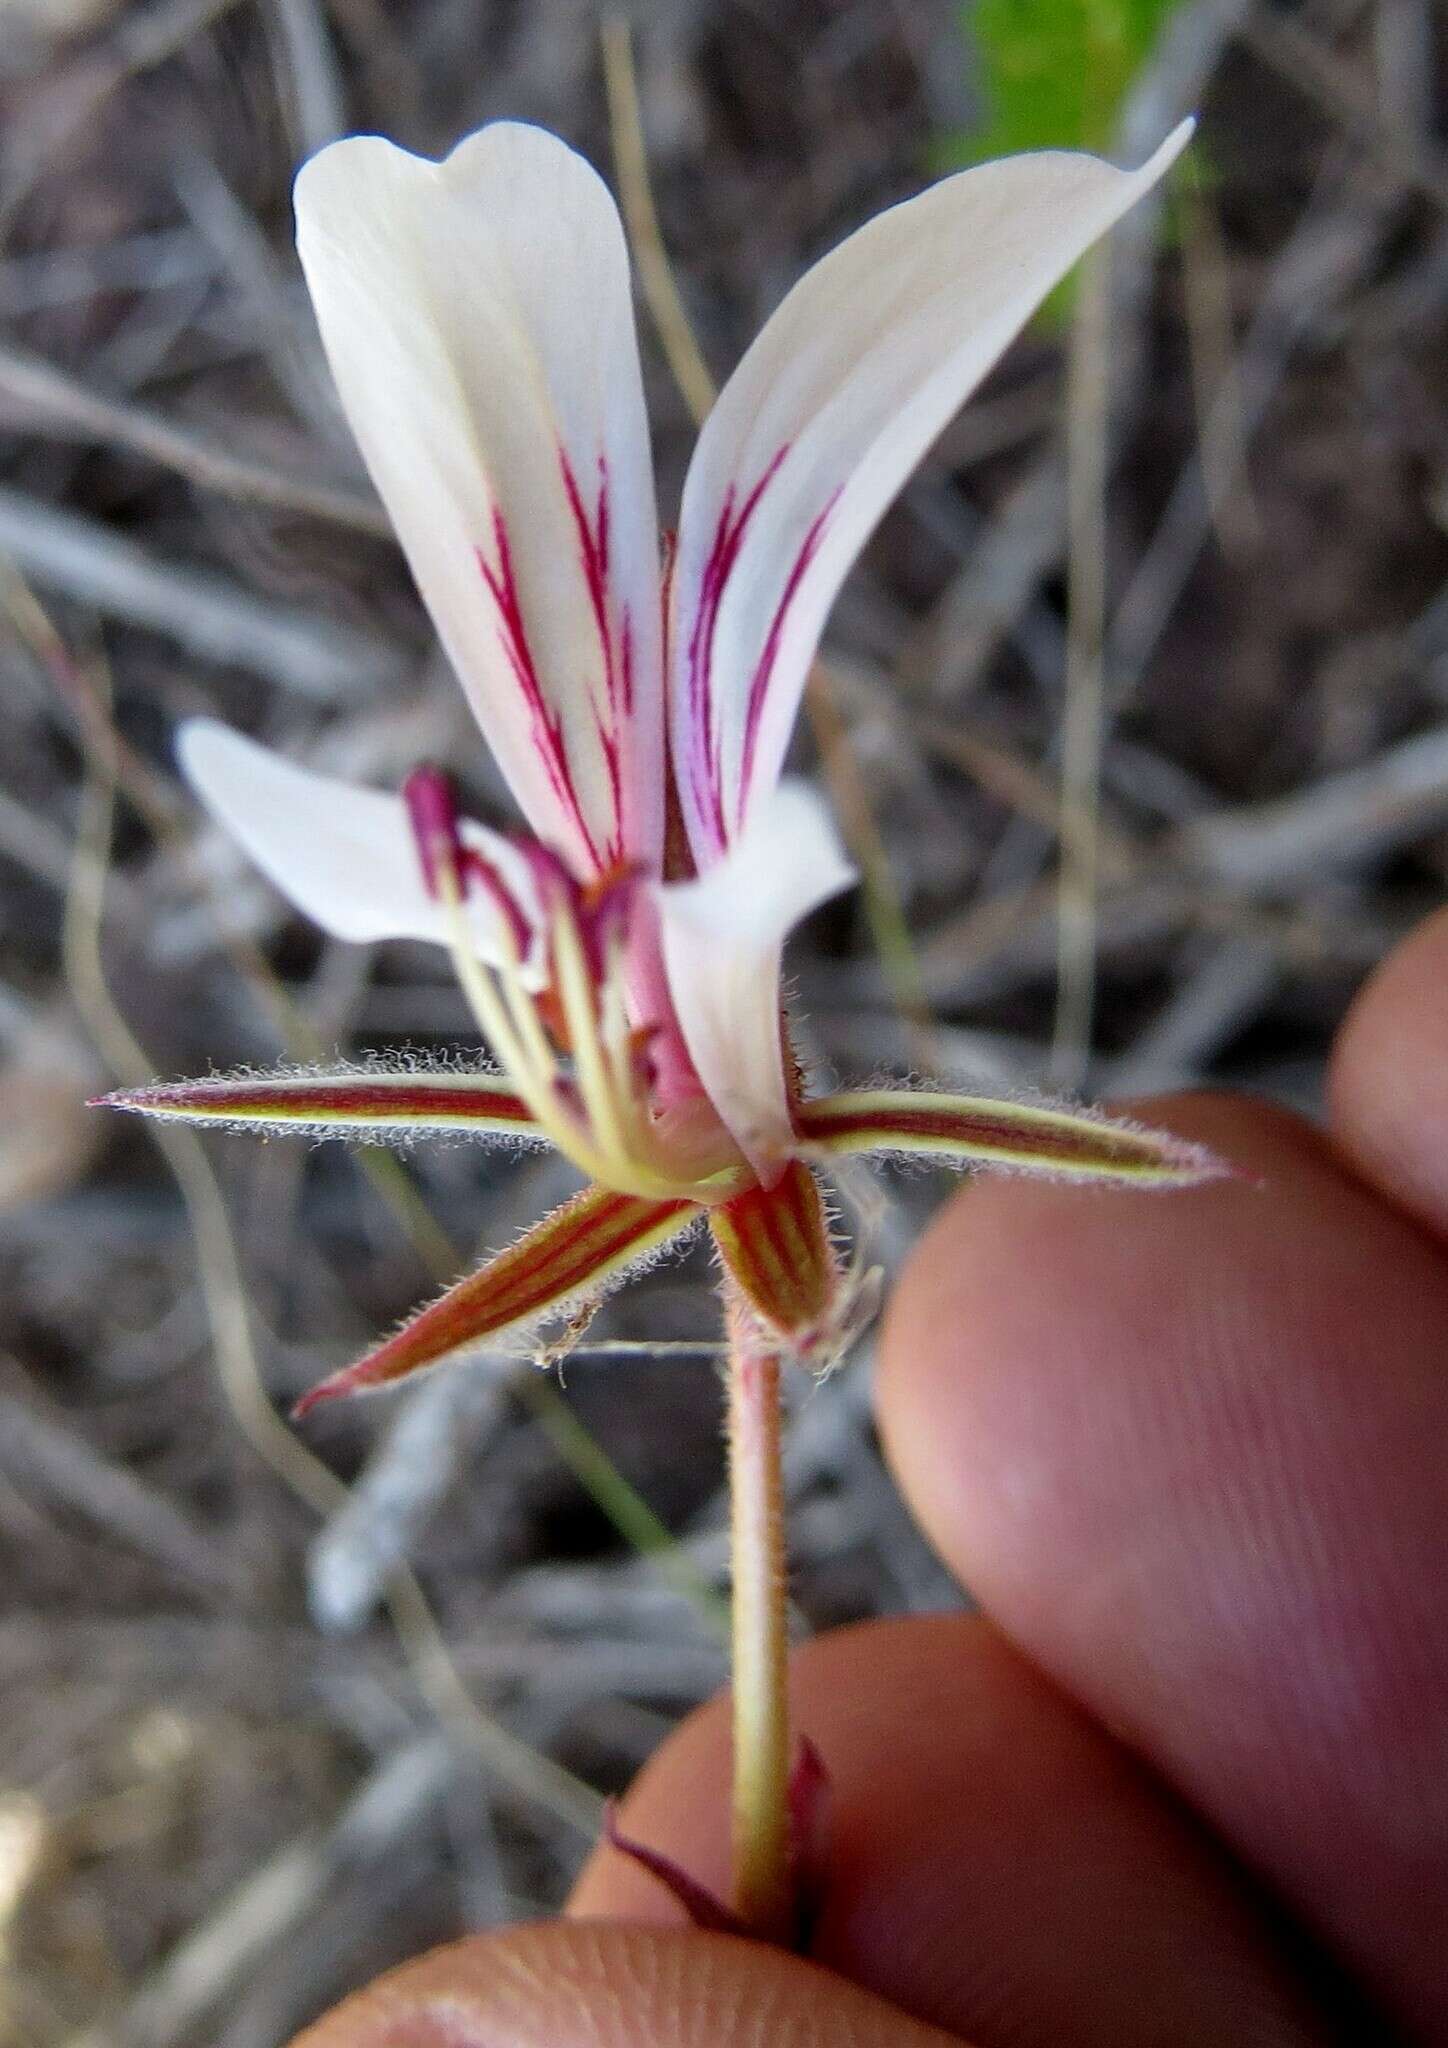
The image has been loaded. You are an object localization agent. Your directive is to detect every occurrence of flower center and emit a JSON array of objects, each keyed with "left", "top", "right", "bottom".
[{"left": 403, "top": 767, "right": 743, "bottom": 1203}]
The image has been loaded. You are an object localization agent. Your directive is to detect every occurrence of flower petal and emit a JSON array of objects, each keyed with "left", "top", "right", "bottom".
[
  {"left": 796, "top": 1088, "right": 1231, "bottom": 1186},
  {"left": 294, "top": 1184, "right": 701, "bottom": 1415},
  {"left": 670, "top": 123, "right": 1192, "bottom": 863},
  {"left": 98, "top": 1066, "right": 540, "bottom": 1142},
  {"left": 178, "top": 720, "right": 543, "bottom": 972},
  {"left": 710, "top": 1158, "right": 839, "bottom": 1352},
  {"left": 655, "top": 781, "right": 856, "bottom": 1179},
  {"left": 295, "top": 123, "right": 663, "bottom": 875}
]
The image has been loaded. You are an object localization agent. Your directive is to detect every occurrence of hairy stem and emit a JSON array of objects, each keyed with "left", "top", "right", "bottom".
[{"left": 725, "top": 1307, "right": 792, "bottom": 1940}]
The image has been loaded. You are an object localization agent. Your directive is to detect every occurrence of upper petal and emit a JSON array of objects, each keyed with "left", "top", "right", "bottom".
[
  {"left": 294, "top": 123, "right": 663, "bottom": 877},
  {"left": 178, "top": 719, "right": 542, "bottom": 973},
  {"left": 670, "top": 123, "right": 1192, "bottom": 865},
  {"left": 655, "top": 779, "right": 856, "bottom": 1180}
]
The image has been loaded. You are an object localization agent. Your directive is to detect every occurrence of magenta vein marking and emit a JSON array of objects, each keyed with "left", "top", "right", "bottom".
[
  {"left": 736, "top": 485, "right": 841, "bottom": 822},
  {"left": 560, "top": 447, "right": 631, "bottom": 858},
  {"left": 476, "top": 508, "right": 601, "bottom": 873},
  {"left": 683, "top": 443, "right": 791, "bottom": 852},
  {"left": 559, "top": 449, "right": 616, "bottom": 711}
]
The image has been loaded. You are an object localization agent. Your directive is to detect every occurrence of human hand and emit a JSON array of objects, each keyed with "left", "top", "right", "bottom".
[{"left": 293, "top": 909, "right": 1448, "bottom": 2047}]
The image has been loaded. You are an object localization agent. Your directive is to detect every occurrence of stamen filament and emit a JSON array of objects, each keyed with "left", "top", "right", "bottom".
[
  {"left": 433, "top": 858, "right": 717, "bottom": 1203},
  {"left": 492, "top": 910, "right": 566, "bottom": 1098},
  {"left": 550, "top": 899, "right": 634, "bottom": 1171},
  {"left": 409, "top": 779, "right": 743, "bottom": 1205},
  {"left": 435, "top": 869, "right": 548, "bottom": 1110},
  {"left": 600, "top": 945, "right": 651, "bottom": 1163}
]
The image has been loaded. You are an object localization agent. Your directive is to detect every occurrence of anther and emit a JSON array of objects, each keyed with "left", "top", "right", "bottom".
[
  {"left": 402, "top": 763, "right": 464, "bottom": 898},
  {"left": 402, "top": 764, "right": 532, "bottom": 959}
]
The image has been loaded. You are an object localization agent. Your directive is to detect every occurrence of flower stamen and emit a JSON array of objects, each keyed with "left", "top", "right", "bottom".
[{"left": 402, "top": 765, "right": 735, "bottom": 1203}]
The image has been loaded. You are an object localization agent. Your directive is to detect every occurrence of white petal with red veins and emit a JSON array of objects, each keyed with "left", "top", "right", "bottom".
[
  {"left": 178, "top": 720, "right": 542, "bottom": 975},
  {"left": 294, "top": 122, "right": 663, "bottom": 878},
  {"left": 670, "top": 123, "right": 1192, "bottom": 865},
  {"left": 655, "top": 780, "right": 856, "bottom": 1180}
]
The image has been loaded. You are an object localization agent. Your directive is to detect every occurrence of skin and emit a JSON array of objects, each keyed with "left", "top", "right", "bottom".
[{"left": 292, "top": 908, "right": 1448, "bottom": 2048}]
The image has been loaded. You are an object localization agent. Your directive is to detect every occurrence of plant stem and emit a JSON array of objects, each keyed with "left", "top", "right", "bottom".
[{"left": 725, "top": 1308, "right": 792, "bottom": 1941}]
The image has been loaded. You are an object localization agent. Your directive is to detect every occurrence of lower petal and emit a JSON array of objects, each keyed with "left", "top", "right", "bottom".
[
  {"left": 295, "top": 1184, "right": 701, "bottom": 1415},
  {"left": 655, "top": 781, "right": 855, "bottom": 1180}
]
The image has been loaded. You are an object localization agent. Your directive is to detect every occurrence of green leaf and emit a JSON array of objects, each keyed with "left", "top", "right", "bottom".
[
  {"left": 941, "top": 0, "right": 1188, "bottom": 320},
  {"left": 959, "top": 0, "right": 1185, "bottom": 160}
]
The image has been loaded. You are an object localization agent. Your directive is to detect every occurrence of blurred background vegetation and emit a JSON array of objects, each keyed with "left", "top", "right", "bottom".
[{"left": 0, "top": 0, "right": 1444, "bottom": 2041}]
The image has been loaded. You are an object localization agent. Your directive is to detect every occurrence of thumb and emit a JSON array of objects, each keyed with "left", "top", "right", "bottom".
[{"left": 289, "top": 1920, "right": 965, "bottom": 2047}]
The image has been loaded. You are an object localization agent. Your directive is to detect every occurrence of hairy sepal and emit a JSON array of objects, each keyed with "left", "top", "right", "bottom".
[
  {"left": 709, "top": 1158, "right": 842, "bottom": 1358},
  {"left": 97, "top": 1064, "right": 543, "bottom": 1145},
  {"left": 796, "top": 1088, "right": 1230, "bottom": 1187},
  {"left": 294, "top": 1184, "right": 701, "bottom": 1416}
]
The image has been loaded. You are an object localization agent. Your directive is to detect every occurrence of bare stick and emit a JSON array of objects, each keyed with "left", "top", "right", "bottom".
[
  {"left": 0, "top": 485, "right": 394, "bottom": 698},
  {"left": 1051, "top": 242, "right": 1111, "bottom": 1088},
  {"left": 56, "top": 601, "right": 599, "bottom": 1840},
  {"left": 0, "top": 1357, "right": 235, "bottom": 1597},
  {"left": 600, "top": 13, "right": 716, "bottom": 428},
  {"left": 268, "top": 0, "right": 348, "bottom": 155},
  {"left": 0, "top": 341, "right": 388, "bottom": 535},
  {"left": 62, "top": 1739, "right": 454, "bottom": 2048},
  {"left": 1243, "top": 9, "right": 1448, "bottom": 213},
  {"left": 1178, "top": 722, "right": 1448, "bottom": 886},
  {"left": 1177, "top": 159, "right": 1262, "bottom": 555}
]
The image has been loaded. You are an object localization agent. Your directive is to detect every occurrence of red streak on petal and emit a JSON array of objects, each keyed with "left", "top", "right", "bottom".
[
  {"left": 736, "top": 486, "right": 841, "bottom": 828},
  {"left": 477, "top": 510, "right": 602, "bottom": 873},
  {"left": 558, "top": 450, "right": 615, "bottom": 706},
  {"left": 559, "top": 448, "right": 631, "bottom": 864},
  {"left": 683, "top": 445, "right": 791, "bottom": 857},
  {"left": 619, "top": 601, "right": 635, "bottom": 717},
  {"left": 597, "top": 716, "right": 624, "bottom": 865}
]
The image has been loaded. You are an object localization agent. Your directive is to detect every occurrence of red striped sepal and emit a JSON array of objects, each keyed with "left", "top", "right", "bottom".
[
  {"left": 795, "top": 1089, "right": 1228, "bottom": 1187},
  {"left": 96, "top": 1068, "right": 540, "bottom": 1141},
  {"left": 709, "top": 1158, "right": 840, "bottom": 1356},
  {"left": 294, "top": 1184, "right": 701, "bottom": 1416}
]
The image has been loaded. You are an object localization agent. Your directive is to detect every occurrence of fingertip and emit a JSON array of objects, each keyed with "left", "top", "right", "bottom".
[
  {"left": 876, "top": 1091, "right": 1448, "bottom": 2039},
  {"left": 876, "top": 1091, "right": 1301, "bottom": 1596},
  {"left": 1329, "top": 905, "right": 1448, "bottom": 1239},
  {"left": 571, "top": 1616, "right": 1327, "bottom": 2046},
  {"left": 286, "top": 1920, "right": 956, "bottom": 2048}
]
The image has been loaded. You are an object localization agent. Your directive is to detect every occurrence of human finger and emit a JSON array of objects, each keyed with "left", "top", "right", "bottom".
[
  {"left": 571, "top": 1615, "right": 1329, "bottom": 2045},
  {"left": 879, "top": 1093, "right": 1448, "bottom": 2041},
  {"left": 1329, "top": 904, "right": 1448, "bottom": 1240},
  {"left": 288, "top": 1919, "right": 961, "bottom": 2047}
]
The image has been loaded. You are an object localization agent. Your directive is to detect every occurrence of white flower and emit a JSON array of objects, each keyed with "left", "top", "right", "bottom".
[{"left": 105, "top": 118, "right": 1221, "bottom": 1410}]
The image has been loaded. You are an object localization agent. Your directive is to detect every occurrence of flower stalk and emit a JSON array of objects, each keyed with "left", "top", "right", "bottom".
[{"left": 725, "top": 1311, "right": 792, "bottom": 1942}]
